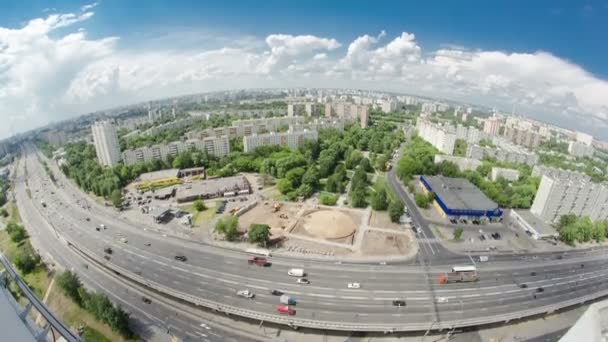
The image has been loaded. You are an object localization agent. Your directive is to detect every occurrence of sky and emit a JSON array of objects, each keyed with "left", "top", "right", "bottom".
[{"left": 1, "top": 0, "right": 608, "bottom": 140}]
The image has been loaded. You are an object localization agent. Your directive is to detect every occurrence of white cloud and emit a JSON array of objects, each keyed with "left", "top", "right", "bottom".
[
  {"left": 1, "top": 9, "right": 608, "bottom": 140},
  {"left": 81, "top": 2, "right": 99, "bottom": 12}
]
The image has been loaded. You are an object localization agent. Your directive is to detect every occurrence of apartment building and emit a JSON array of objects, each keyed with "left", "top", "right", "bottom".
[
  {"left": 491, "top": 167, "right": 520, "bottom": 181},
  {"left": 483, "top": 117, "right": 502, "bottom": 136},
  {"left": 416, "top": 119, "right": 457, "bottom": 155},
  {"left": 186, "top": 116, "right": 305, "bottom": 140},
  {"left": 530, "top": 173, "right": 608, "bottom": 223},
  {"left": 243, "top": 129, "right": 318, "bottom": 153},
  {"left": 434, "top": 155, "right": 482, "bottom": 172},
  {"left": 421, "top": 102, "right": 438, "bottom": 114},
  {"left": 91, "top": 121, "right": 121, "bottom": 167},
  {"left": 325, "top": 102, "right": 369, "bottom": 128},
  {"left": 531, "top": 165, "right": 590, "bottom": 182},
  {"left": 290, "top": 118, "right": 346, "bottom": 132},
  {"left": 466, "top": 145, "right": 539, "bottom": 166},
  {"left": 576, "top": 131, "right": 593, "bottom": 146},
  {"left": 503, "top": 126, "right": 543, "bottom": 149},
  {"left": 121, "top": 136, "right": 230, "bottom": 166},
  {"left": 142, "top": 116, "right": 206, "bottom": 136},
  {"left": 568, "top": 140, "right": 594, "bottom": 157},
  {"left": 455, "top": 124, "right": 484, "bottom": 144},
  {"left": 381, "top": 100, "right": 397, "bottom": 113}
]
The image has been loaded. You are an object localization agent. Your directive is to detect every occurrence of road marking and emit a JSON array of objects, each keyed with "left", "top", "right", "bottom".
[{"left": 341, "top": 296, "right": 368, "bottom": 300}]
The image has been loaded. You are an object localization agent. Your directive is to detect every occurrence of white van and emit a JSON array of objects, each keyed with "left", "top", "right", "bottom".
[{"left": 288, "top": 268, "right": 305, "bottom": 277}]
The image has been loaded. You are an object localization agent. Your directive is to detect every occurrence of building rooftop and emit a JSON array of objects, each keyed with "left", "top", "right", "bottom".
[
  {"left": 176, "top": 176, "right": 249, "bottom": 201},
  {"left": 422, "top": 175, "right": 499, "bottom": 211},
  {"left": 513, "top": 210, "right": 558, "bottom": 237},
  {"left": 138, "top": 169, "right": 181, "bottom": 182},
  {"left": 0, "top": 288, "right": 35, "bottom": 342}
]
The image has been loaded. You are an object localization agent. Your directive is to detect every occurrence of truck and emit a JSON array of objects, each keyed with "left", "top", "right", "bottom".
[
  {"left": 279, "top": 295, "right": 296, "bottom": 305},
  {"left": 287, "top": 268, "right": 305, "bottom": 277},
  {"left": 438, "top": 271, "right": 479, "bottom": 284}
]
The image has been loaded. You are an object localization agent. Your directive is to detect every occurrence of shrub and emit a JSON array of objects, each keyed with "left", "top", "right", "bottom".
[{"left": 319, "top": 193, "right": 338, "bottom": 206}]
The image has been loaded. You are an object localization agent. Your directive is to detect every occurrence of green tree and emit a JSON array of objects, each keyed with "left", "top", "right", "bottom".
[
  {"left": 277, "top": 178, "right": 294, "bottom": 194},
  {"left": 350, "top": 187, "right": 367, "bottom": 208},
  {"left": 319, "top": 193, "right": 338, "bottom": 205},
  {"left": 301, "top": 166, "right": 320, "bottom": 190},
  {"left": 325, "top": 174, "right": 345, "bottom": 193},
  {"left": 415, "top": 193, "right": 430, "bottom": 208},
  {"left": 57, "top": 271, "right": 83, "bottom": 305},
  {"left": 214, "top": 216, "right": 239, "bottom": 241},
  {"left": 371, "top": 188, "right": 389, "bottom": 210},
  {"left": 0, "top": 208, "right": 8, "bottom": 218},
  {"left": 110, "top": 189, "right": 123, "bottom": 208},
  {"left": 453, "top": 227, "right": 464, "bottom": 241},
  {"left": 248, "top": 224, "right": 271, "bottom": 247},
  {"left": 14, "top": 250, "right": 40, "bottom": 274},
  {"left": 558, "top": 214, "right": 578, "bottom": 230},
  {"left": 9, "top": 224, "right": 27, "bottom": 243},
  {"left": 193, "top": 199, "right": 206, "bottom": 212},
  {"left": 359, "top": 157, "right": 373, "bottom": 172},
  {"left": 388, "top": 199, "right": 405, "bottom": 223}
]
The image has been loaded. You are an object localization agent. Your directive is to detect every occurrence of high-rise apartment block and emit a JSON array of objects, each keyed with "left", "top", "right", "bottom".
[
  {"left": 121, "top": 137, "right": 230, "bottom": 166},
  {"left": 503, "top": 126, "right": 543, "bottom": 149},
  {"left": 575, "top": 131, "right": 593, "bottom": 146},
  {"left": 288, "top": 103, "right": 320, "bottom": 117},
  {"left": 305, "top": 103, "right": 321, "bottom": 117},
  {"left": 568, "top": 140, "right": 594, "bottom": 157},
  {"left": 381, "top": 100, "right": 397, "bottom": 113},
  {"left": 416, "top": 119, "right": 457, "bottom": 155},
  {"left": 483, "top": 117, "right": 502, "bottom": 136},
  {"left": 91, "top": 121, "right": 121, "bottom": 167},
  {"left": 531, "top": 172, "right": 608, "bottom": 223},
  {"left": 325, "top": 102, "right": 369, "bottom": 128},
  {"left": 243, "top": 129, "right": 318, "bottom": 153}
]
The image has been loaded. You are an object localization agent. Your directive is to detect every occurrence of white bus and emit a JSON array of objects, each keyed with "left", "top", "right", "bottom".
[
  {"left": 452, "top": 265, "right": 477, "bottom": 273},
  {"left": 246, "top": 248, "right": 272, "bottom": 257}
]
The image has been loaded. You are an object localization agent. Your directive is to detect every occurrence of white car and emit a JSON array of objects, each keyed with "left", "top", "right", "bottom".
[
  {"left": 296, "top": 278, "right": 310, "bottom": 284},
  {"left": 348, "top": 282, "right": 361, "bottom": 289},
  {"left": 436, "top": 297, "right": 448, "bottom": 303},
  {"left": 237, "top": 290, "right": 255, "bottom": 299}
]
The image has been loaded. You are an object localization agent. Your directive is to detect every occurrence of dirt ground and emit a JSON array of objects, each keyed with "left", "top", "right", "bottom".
[
  {"left": 238, "top": 201, "right": 302, "bottom": 237},
  {"left": 369, "top": 211, "right": 403, "bottom": 230},
  {"left": 279, "top": 236, "right": 353, "bottom": 257},
  {"left": 301, "top": 210, "right": 357, "bottom": 239},
  {"left": 359, "top": 230, "right": 413, "bottom": 256}
]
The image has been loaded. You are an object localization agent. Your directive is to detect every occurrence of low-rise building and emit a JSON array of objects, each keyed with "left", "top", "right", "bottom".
[
  {"left": 176, "top": 176, "right": 251, "bottom": 203},
  {"left": 243, "top": 129, "right": 318, "bottom": 153},
  {"left": 186, "top": 116, "right": 304, "bottom": 140},
  {"left": 434, "top": 155, "right": 482, "bottom": 172},
  {"left": 510, "top": 210, "right": 558, "bottom": 240},
  {"left": 491, "top": 167, "right": 520, "bottom": 181}
]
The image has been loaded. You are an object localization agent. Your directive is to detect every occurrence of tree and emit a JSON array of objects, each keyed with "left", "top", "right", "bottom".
[
  {"left": 248, "top": 224, "right": 271, "bottom": 247},
  {"left": 301, "top": 166, "right": 320, "bottom": 190},
  {"left": 319, "top": 193, "right": 338, "bottom": 205},
  {"left": 438, "top": 161, "right": 460, "bottom": 178},
  {"left": 325, "top": 174, "right": 344, "bottom": 193},
  {"left": 110, "top": 189, "right": 123, "bottom": 209},
  {"left": 415, "top": 193, "right": 430, "bottom": 208},
  {"left": 214, "top": 216, "right": 239, "bottom": 241},
  {"left": 9, "top": 224, "right": 27, "bottom": 243},
  {"left": 193, "top": 200, "right": 206, "bottom": 212},
  {"left": 558, "top": 214, "right": 578, "bottom": 230},
  {"left": 277, "top": 178, "right": 294, "bottom": 195},
  {"left": 14, "top": 250, "right": 39, "bottom": 274},
  {"left": 375, "top": 154, "right": 389, "bottom": 172},
  {"left": 285, "top": 167, "right": 306, "bottom": 188},
  {"left": 350, "top": 187, "right": 367, "bottom": 208},
  {"left": 388, "top": 200, "right": 405, "bottom": 223},
  {"left": 0, "top": 208, "right": 8, "bottom": 218},
  {"left": 359, "top": 157, "right": 373, "bottom": 172},
  {"left": 371, "top": 188, "right": 389, "bottom": 210},
  {"left": 453, "top": 228, "right": 464, "bottom": 241},
  {"left": 57, "top": 271, "right": 83, "bottom": 305}
]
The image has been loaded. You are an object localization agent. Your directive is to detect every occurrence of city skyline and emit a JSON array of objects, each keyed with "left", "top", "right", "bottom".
[{"left": 0, "top": 1, "right": 607, "bottom": 140}]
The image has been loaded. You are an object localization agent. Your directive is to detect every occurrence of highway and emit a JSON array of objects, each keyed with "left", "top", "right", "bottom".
[{"left": 15, "top": 145, "right": 608, "bottom": 332}]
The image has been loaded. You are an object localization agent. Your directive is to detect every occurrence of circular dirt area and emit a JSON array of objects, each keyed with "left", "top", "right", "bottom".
[{"left": 302, "top": 210, "right": 357, "bottom": 239}]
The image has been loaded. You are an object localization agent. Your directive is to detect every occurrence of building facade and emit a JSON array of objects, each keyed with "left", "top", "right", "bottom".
[
  {"left": 91, "top": 121, "right": 121, "bottom": 167},
  {"left": 568, "top": 140, "right": 594, "bottom": 157},
  {"left": 243, "top": 129, "right": 318, "bottom": 153},
  {"left": 186, "top": 116, "right": 305, "bottom": 140},
  {"left": 466, "top": 145, "right": 539, "bottom": 166},
  {"left": 483, "top": 117, "right": 502, "bottom": 136},
  {"left": 416, "top": 119, "right": 457, "bottom": 155},
  {"left": 434, "top": 155, "right": 482, "bottom": 172},
  {"left": 491, "top": 167, "right": 520, "bottom": 181},
  {"left": 121, "top": 137, "right": 230, "bottom": 166}
]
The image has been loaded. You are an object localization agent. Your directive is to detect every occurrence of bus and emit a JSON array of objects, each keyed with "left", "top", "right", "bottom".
[
  {"left": 246, "top": 248, "right": 272, "bottom": 257},
  {"left": 451, "top": 265, "right": 477, "bottom": 273}
]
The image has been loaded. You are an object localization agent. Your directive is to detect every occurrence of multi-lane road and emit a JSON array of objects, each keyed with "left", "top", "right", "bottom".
[{"left": 14, "top": 145, "right": 608, "bottom": 335}]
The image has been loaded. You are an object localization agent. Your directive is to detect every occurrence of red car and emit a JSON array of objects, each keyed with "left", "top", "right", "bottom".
[
  {"left": 248, "top": 256, "right": 270, "bottom": 266},
  {"left": 276, "top": 304, "right": 296, "bottom": 315}
]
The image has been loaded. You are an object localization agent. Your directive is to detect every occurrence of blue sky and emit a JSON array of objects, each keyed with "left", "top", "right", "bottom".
[{"left": 0, "top": 1, "right": 607, "bottom": 139}]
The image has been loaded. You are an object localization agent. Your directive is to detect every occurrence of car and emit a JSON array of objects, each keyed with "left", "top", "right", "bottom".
[
  {"left": 414, "top": 226, "right": 422, "bottom": 234},
  {"left": 144, "top": 243, "right": 151, "bottom": 247},
  {"left": 296, "top": 278, "right": 310, "bottom": 284},
  {"left": 248, "top": 256, "right": 270, "bottom": 266},
  {"left": 237, "top": 290, "right": 255, "bottom": 299},
  {"left": 520, "top": 284, "right": 528, "bottom": 289},
  {"left": 85, "top": 217, "right": 90, "bottom": 222},
  {"left": 119, "top": 237, "right": 128, "bottom": 243},
  {"left": 536, "top": 287, "right": 545, "bottom": 293},
  {"left": 95, "top": 227, "right": 100, "bottom": 231},
  {"left": 436, "top": 297, "right": 448, "bottom": 303},
  {"left": 270, "top": 290, "right": 284, "bottom": 296},
  {"left": 276, "top": 305, "right": 296, "bottom": 315},
  {"left": 493, "top": 232, "right": 502, "bottom": 240},
  {"left": 103, "top": 255, "right": 111, "bottom": 261},
  {"left": 479, "top": 235, "right": 486, "bottom": 241},
  {"left": 104, "top": 247, "right": 113, "bottom": 254},
  {"left": 347, "top": 282, "right": 361, "bottom": 289},
  {"left": 141, "top": 297, "right": 152, "bottom": 304},
  {"left": 174, "top": 255, "right": 187, "bottom": 262},
  {"left": 392, "top": 299, "right": 406, "bottom": 307}
]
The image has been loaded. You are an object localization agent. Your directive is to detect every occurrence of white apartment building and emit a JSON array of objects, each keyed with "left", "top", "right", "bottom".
[
  {"left": 305, "top": 103, "right": 321, "bottom": 117},
  {"left": 243, "top": 129, "right": 318, "bottom": 153},
  {"left": 530, "top": 173, "right": 608, "bottom": 223},
  {"left": 532, "top": 165, "right": 590, "bottom": 182},
  {"left": 142, "top": 116, "right": 206, "bottom": 136},
  {"left": 121, "top": 136, "right": 230, "bottom": 166},
  {"left": 503, "top": 126, "right": 543, "bottom": 149},
  {"left": 421, "top": 102, "right": 438, "bottom": 114},
  {"left": 575, "top": 131, "right": 593, "bottom": 146},
  {"left": 325, "top": 102, "right": 369, "bottom": 127},
  {"left": 483, "top": 117, "right": 502, "bottom": 136},
  {"left": 416, "top": 119, "right": 457, "bottom": 155},
  {"left": 454, "top": 124, "right": 483, "bottom": 144},
  {"left": 91, "top": 121, "right": 121, "bottom": 167},
  {"left": 290, "top": 119, "right": 346, "bottom": 133},
  {"left": 186, "top": 116, "right": 304, "bottom": 140},
  {"left": 434, "top": 155, "right": 482, "bottom": 172},
  {"left": 491, "top": 167, "right": 520, "bottom": 182},
  {"left": 381, "top": 100, "right": 397, "bottom": 113},
  {"left": 568, "top": 140, "right": 594, "bottom": 157},
  {"left": 287, "top": 103, "right": 306, "bottom": 117},
  {"left": 466, "top": 145, "right": 539, "bottom": 166}
]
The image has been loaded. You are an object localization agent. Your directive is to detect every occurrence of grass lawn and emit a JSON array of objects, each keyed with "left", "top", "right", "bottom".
[
  {"left": 180, "top": 201, "right": 217, "bottom": 225},
  {"left": 46, "top": 286, "right": 127, "bottom": 342}
]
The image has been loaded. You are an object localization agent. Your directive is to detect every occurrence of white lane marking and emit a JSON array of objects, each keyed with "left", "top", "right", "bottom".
[{"left": 341, "top": 296, "right": 368, "bottom": 300}]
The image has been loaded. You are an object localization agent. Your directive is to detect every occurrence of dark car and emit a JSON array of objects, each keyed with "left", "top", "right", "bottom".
[
  {"left": 520, "top": 284, "right": 528, "bottom": 289},
  {"left": 536, "top": 287, "right": 544, "bottom": 293},
  {"left": 85, "top": 217, "right": 91, "bottom": 222},
  {"left": 104, "top": 247, "right": 113, "bottom": 254},
  {"left": 479, "top": 235, "right": 486, "bottom": 241},
  {"left": 103, "top": 255, "right": 111, "bottom": 261},
  {"left": 141, "top": 297, "right": 152, "bottom": 304},
  {"left": 392, "top": 300, "right": 406, "bottom": 307},
  {"left": 270, "top": 290, "right": 284, "bottom": 296},
  {"left": 175, "top": 255, "right": 187, "bottom": 262}
]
